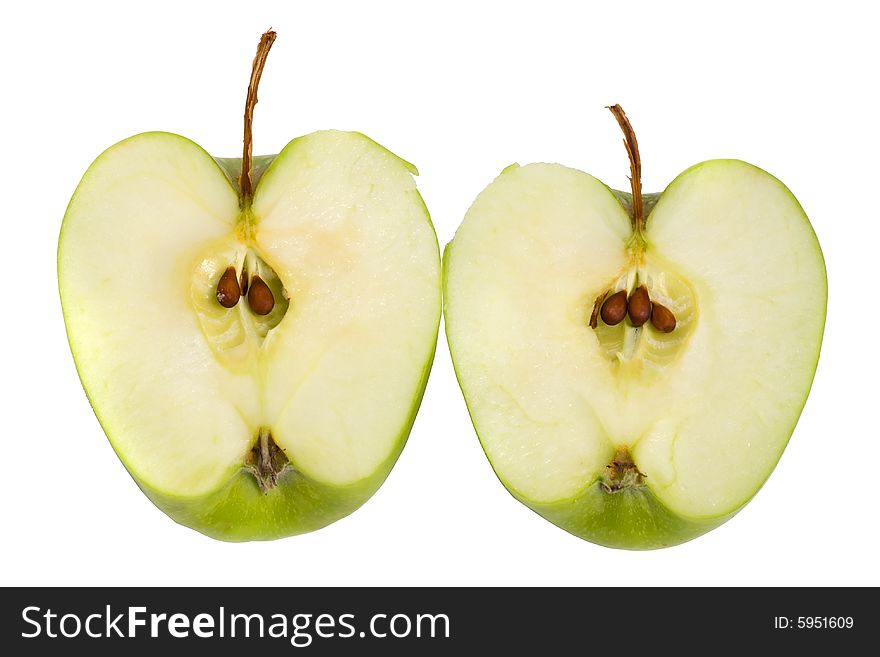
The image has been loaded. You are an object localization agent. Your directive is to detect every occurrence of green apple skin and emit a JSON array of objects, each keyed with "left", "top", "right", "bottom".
[
  {"left": 523, "top": 484, "right": 728, "bottom": 550},
  {"left": 138, "top": 349, "right": 436, "bottom": 541},
  {"left": 60, "top": 132, "right": 440, "bottom": 541},
  {"left": 443, "top": 161, "right": 826, "bottom": 550}
]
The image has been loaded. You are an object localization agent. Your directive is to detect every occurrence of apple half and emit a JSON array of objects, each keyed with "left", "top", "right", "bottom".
[
  {"left": 443, "top": 106, "right": 826, "bottom": 549},
  {"left": 58, "top": 33, "right": 440, "bottom": 541}
]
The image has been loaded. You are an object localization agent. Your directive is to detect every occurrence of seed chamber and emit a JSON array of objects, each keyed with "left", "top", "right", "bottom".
[
  {"left": 592, "top": 260, "right": 698, "bottom": 372},
  {"left": 191, "top": 239, "right": 290, "bottom": 371}
]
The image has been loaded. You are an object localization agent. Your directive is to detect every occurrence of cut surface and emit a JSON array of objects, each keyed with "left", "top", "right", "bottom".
[
  {"left": 59, "top": 133, "right": 253, "bottom": 496},
  {"left": 634, "top": 160, "right": 825, "bottom": 516},
  {"left": 60, "top": 130, "right": 440, "bottom": 499},
  {"left": 254, "top": 132, "right": 439, "bottom": 485},
  {"left": 445, "top": 163, "right": 632, "bottom": 502},
  {"left": 444, "top": 160, "right": 825, "bottom": 521}
]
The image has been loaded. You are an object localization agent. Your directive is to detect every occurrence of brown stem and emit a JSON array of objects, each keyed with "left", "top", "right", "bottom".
[
  {"left": 607, "top": 104, "right": 644, "bottom": 233},
  {"left": 240, "top": 29, "right": 277, "bottom": 205}
]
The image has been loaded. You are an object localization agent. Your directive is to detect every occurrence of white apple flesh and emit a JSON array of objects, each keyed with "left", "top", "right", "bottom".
[
  {"left": 58, "top": 34, "right": 440, "bottom": 541},
  {"left": 444, "top": 109, "right": 826, "bottom": 549}
]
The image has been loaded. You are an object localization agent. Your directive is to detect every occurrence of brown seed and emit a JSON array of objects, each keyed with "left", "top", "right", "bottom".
[
  {"left": 216, "top": 266, "right": 241, "bottom": 308},
  {"left": 247, "top": 275, "right": 275, "bottom": 315},
  {"left": 651, "top": 303, "right": 677, "bottom": 333},
  {"left": 240, "top": 268, "right": 249, "bottom": 296},
  {"left": 600, "top": 290, "right": 628, "bottom": 326},
  {"left": 627, "top": 285, "right": 651, "bottom": 327}
]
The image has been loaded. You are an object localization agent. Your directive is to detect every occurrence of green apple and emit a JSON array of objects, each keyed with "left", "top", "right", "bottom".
[
  {"left": 443, "top": 105, "right": 826, "bottom": 549},
  {"left": 58, "top": 31, "right": 440, "bottom": 541}
]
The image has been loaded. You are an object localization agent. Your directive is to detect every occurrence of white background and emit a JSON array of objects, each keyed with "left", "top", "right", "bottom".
[{"left": 1, "top": 0, "right": 877, "bottom": 587}]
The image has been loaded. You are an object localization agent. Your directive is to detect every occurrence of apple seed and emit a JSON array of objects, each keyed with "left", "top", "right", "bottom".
[
  {"left": 627, "top": 285, "right": 651, "bottom": 327},
  {"left": 651, "top": 303, "right": 677, "bottom": 333},
  {"left": 216, "top": 266, "right": 241, "bottom": 308},
  {"left": 600, "top": 290, "right": 628, "bottom": 326},
  {"left": 247, "top": 275, "right": 275, "bottom": 315}
]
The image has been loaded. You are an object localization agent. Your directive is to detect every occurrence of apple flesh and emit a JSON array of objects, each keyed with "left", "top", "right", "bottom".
[
  {"left": 444, "top": 156, "right": 826, "bottom": 549},
  {"left": 59, "top": 130, "right": 440, "bottom": 540}
]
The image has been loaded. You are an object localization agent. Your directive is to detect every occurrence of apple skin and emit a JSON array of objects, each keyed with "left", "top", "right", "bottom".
[
  {"left": 138, "top": 347, "right": 436, "bottom": 541},
  {"left": 60, "top": 133, "right": 440, "bottom": 542},
  {"left": 521, "top": 484, "right": 729, "bottom": 550},
  {"left": 442, "top": 162, "right": 826, "bottom": 550}
]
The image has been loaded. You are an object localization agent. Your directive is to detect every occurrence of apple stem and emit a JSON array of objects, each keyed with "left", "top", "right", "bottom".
[
  {"left": 240, "top": 29, "right": 277, "bottom": 206},
  {"left": 607, "top": 104, "right": 644, "bottom": 234}
]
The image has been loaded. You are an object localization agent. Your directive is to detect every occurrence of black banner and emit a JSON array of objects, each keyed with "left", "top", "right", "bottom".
[{"left": 1, "top": 587, "right": 873, "bottom": 653}]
